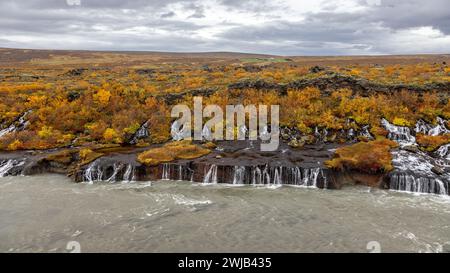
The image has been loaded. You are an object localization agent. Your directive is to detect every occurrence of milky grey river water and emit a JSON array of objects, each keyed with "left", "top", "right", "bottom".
[{"left": 0, "top": 174, "right": 449, "bottom": 253}]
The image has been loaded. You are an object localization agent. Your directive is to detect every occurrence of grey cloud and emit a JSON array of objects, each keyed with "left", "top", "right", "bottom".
[
  {"left": 369, "top": 0, "right": 450, "bottom": 34},
  {"left": 161, "top": 11, "right": 176, "bottom": 18},
  {"left": 0, "top": 0, "right": 449, "bottom": 55}
]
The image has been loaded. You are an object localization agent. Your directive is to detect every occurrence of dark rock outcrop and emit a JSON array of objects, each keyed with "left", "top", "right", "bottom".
[{"left": 64, "top": 68, "right": 87, "bottom": 77}]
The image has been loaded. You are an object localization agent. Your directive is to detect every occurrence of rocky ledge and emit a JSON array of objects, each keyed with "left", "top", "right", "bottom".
[{"left": 1, "top": 139, "right": 449, "bottom": 196}]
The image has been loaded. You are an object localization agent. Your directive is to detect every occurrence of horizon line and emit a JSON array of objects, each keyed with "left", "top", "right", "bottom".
[{"left": 1, "top": 47, "right": 449, "bottom": 58}]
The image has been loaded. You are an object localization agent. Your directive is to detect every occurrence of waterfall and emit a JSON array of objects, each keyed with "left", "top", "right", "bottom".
[
  {"left": 260, "top": 126, "right": 270, "bottom": 141},
  {"left": 321, "top": 170, "right": 328, "bottom": 189},
  {"left": 315, "top": 127, "right": 328, "bottom": 142},
  {"left": 123, "top": 164, "right": 135, "bottom": 182},
  {"left": 239, "top": 125, "right": 248, "bottom": 139},
  {"left": 232, "top": 166, "right": 246, "bottom": 185},
  {"left": 428, "top": 117, "right": 450, "bottom": 136},
  {"left": 347, "top": 128, "right": 355, "bottom": 140},
  {"left": 160, "top": 164, "right": 192, "bottom": 181},
  {"left": 84, "top": 161, "right": 103, "bottom": 183},
  {"left": 415, "top": 118, "right": 450, "bottom": 136},
  {"left": 83, "top": 161, "right": 137, "bottom": 183},
  {"left": 171, "top": 120, "right": 186, "bottom": 141},
  {"left": 436, "top": 144, "right": 450, "bottom": 160},
  {"left": 203, "top": 164, "right": 218, "bottom": 184},
  {"left": 381, "top": 118, "right": 416, "bottom": 145},
  {"left": 415, "top": 119, "right": 433, "bottom": 135},
  {"left": 301, "top": 168, "right": 320, "bottom": 188},
  {"left": 0, "top": 111, "right": 31, "bottom": 138},
  {"left": 252, "top": 166, "right": 263, "bottom": 185},
  {"left": 359, "top": 125, "right": 373, "bottom": 140},
  {"left": 178, "top": 165, "right": 183, "bottom": 181},
  {"left": 389, "top": 173, "right": 448, "bottom": 195},
  {"left": 0, "top": 159, "right": 25, "bottom": 177},
  {"left": 129, "top": 121, "right": 149, "bottom": 145},
  {"left": 162, "top": 163, "right": 170, "bottom": 180},
  {"left": 106, "top": 163, "right": 122, "bottom": 183},
  {"left": 202, "top": 125, "right": 212, "bottom": 141},
  {"left": 273, "top": 167, "right": 282, "bottom": 185}
]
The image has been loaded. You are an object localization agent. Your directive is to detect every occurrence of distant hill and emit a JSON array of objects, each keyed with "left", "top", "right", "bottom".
[{"left": 0, "top": 47, "right": 448, "bottom": 67}]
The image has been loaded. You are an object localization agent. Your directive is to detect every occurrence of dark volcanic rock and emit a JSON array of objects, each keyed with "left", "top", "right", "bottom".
[
  {"left": 161, "top": 88, "right": 217, "bottom": 104},
  {"left": 228, "top": 79, "right": 288, "bottom": 95},
  {"left": 64, "top": 68, "right": 87, "bottom": 77},
  {"left": 309, "top": 66, "right": 326, "bottom": 73},
  {"left": 135, "top": 69, "right": 155, "bottom": 75}
]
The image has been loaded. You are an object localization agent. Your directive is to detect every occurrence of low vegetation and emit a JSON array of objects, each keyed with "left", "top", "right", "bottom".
[
  {"left": 325, "top": 139, "right": 399, "bottom": 173},
  {"left": 416, "top": 134, "right": 450, "bottom": 152},
  {"left": 0, "top": 50, "right": 449, "bottom": 174},
  {"left": 137, "top": 140, "right": 211, "bottom": 166}
]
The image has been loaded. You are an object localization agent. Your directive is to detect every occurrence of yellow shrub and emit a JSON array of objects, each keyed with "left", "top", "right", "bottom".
[
  {"left": 7, "top": 140, "right": 23, "bottom": 151},
  {"left": 416, "top": 134, "right": 450, "bottom": 152},
  {"left": 392, "top": 117, "right": 411, "bottom": 127},
  {"left": 325, "top": 139, "right": 398, "bottom": 173},
  {"left": 137, "top": 140, "right": 211, "bottom": 166},
  {"left": 38, "top": 126, "right": 54, "bottom": 139},
  {"left": 103, "top": 128, "right": 121, "bottom": 143},
  {"left": 93, "top": 88, "right": 111, "bottom": 105}
]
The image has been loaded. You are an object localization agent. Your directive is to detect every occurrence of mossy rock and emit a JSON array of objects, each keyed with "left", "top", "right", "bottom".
[
  {"left": 44, "top": 149, "right": 76, "bottom": 165},
  {"left": 137, "top": 140, "right": 211, "bottom": 166},
  {"left": 326, "top": 138, "right": 398, "bottom": 173}
]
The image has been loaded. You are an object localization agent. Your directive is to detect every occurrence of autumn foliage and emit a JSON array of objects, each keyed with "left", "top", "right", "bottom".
[
  {"left": 0, "top": 56, "right": 449, "bottom": 153},
  {"left": 325, "top": 139, "right": 399, "bottom": 173}
]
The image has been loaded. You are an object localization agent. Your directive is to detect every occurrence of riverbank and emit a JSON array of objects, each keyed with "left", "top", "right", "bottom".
[{"left": 0, "top": 174, "right": 449, "bottom": 253}]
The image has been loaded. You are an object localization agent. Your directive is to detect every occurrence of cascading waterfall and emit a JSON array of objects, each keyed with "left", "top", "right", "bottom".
[
  {"left": 106, "top": 163, "right": 122, "bottom": 183},
  {"left": 129, "top": 121, "right": 149, "bottom": 145},
  {"left": 252, "top": 166, "right": 263, "bottom": 185},
  {"left": 227, "top": 165, "right": 324, "bottom": 188},
  {"left": 436, "top": 144, "right": 450, "bottom": 160},
  {"left": 171, "top": 120, "right": 186, "bottom": 141},
  {"left": 314, "top": 127, "right": 328, "bottom": 142},
  {"left": 381, "top": 118, "right": 416, "bottom": 145},
  {"left": 159, "top": 164, "right": 193, "bottom": 181},
  {"left": 273, "top": 167, "right": 282, "bottom": 185},
  {"left": 260, "top": 126, "right": 270, "bottom": 141},
  {"left": 162, "top": 163, "right": 170, "bottom": 180},
  {"left": 0, "top": 159, "right": 25, "bottom": 177},
  {"left": 347, "top": 128, "right": 355, "bottom": 140},
  {"left": 415, "top": 119, "right": 433, "bottom": 135},
  {"left": 178, "top": 165, "right": 183, "bottom": 181},
  {"left": 123, "top": 164, "right": 135, "bottom": 182},
  {"left": 358, "top": 125, "right": 373, "bottom": 139},
  {"left": 84, "top": 161, "right": 104, "bottom": 183},
  {"left": 203, "top": 164, "right": 218, "bottom": 184},
  {"left": 416, "top": 117, "right": 450, "bottom": 136},
  {"left": 379, "top": 117, "right": 450, "bottom": 195},
  {"left": 389, "top": 173, "right": 448, "bottom": 195},
  {"left": 83, "top": 162, "right": 137, "bottom": 183},
  {"left": 202, "top": 125, "right": 212, "bottom": 141},
  {"left": 232, "top": 166, "right": 246, "bottom": 185},
  {"left": 239, "top": 125, "right": 248, "bottom": 138},
  {"left": 0, "top": 111, "right": 31, "bottom": 138},
  {"left": 389, "top": 150, "right": 450, "bottom": 195}
]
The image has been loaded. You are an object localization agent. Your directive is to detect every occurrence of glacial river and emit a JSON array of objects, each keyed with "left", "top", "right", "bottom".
[{"left": 0, "top": 174, "right": 449, "bottom": 253}]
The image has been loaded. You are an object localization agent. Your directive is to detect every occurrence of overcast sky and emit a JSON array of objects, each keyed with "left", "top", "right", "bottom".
[{"left": 0, "top": 0, "right": 449, "bottom": 55}]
